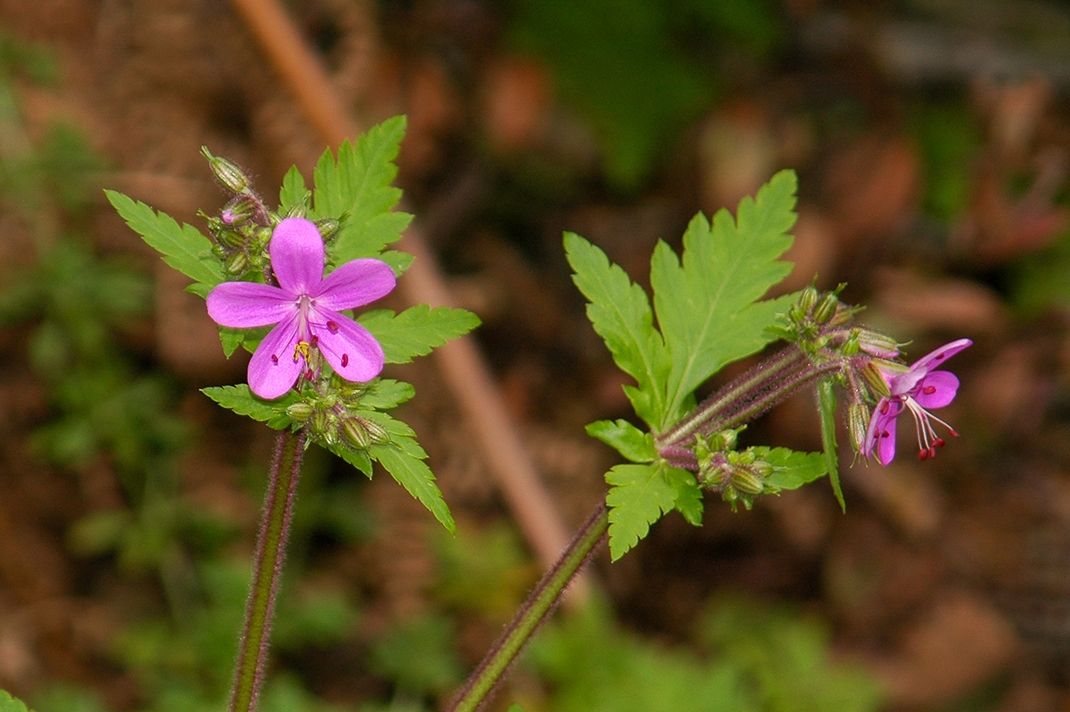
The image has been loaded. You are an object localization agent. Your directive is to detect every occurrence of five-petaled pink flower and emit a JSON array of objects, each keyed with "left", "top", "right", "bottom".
[
  {"left": 863, "top": 338, "right": 972, "bottom": 466},
  {"left": 207, "top": 217, "right": 396, "bottom": 399}
]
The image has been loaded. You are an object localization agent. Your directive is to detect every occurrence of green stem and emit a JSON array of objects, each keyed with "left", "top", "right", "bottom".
[
  {"left": 446, "top": 501, "right": 609, "bottom": 712},
  {"left": 229, "top": 428, "right": 307, "bottom": 712}
]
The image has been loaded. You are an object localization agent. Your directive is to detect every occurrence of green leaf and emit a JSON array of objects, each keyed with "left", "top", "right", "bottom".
[
  {"left": 586, "top": 419, "right": 655, "bottom": 463},
  {"left": 667, "top": 466, "right": 703, "bottom": 525},
  {"left": 200, "top": 385, "right": 297, "bottom": 429},
  {"left": 279, "top": 165, "right": 309, "bottom": 214},
  {"left": 219, "top": 326, "right": 244, "bottom": 358},
  {"left": 327, "top": 441, "right": 373, "bottom": 477},
  {"left": 360, "top": 379, "right": 416, "bottom": 410},
  {"left": 605, "top": 462, "right": 691, "bottom": 560},
  {"left": 817, "top": 378, "right": 844, "bottom": 511},
  {"left": 0, "top": 689, "right": 34, "bottom": 712},
  {"left": 105, "top": 190, "right": 223, "bottom": 294},
  {"left": 309, "top": 116, "right": 413, "bottom": 262},
  {"left": 359, "top": 305, "right": 480, "bottom": 364},
  {"left": 564, "top": 232, "right": 669, "bottom": 427},
  {"left": 755, "top": 447, "right": 828, "bottom": 490},
  {"left": 371, "top": 445, "right": 455, "bottom": 533},
  {"left": 650, "top": 170, "right": 797, "bottom": 426}
]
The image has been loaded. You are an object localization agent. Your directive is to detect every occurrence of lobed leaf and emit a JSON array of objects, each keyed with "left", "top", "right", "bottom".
[
  {"left": 0, "top": 690, "right": 33, "bottom": 712},
  {"left": 755, "top": 447, "right": 828, "bottom": 490},
  {"left": 359, "top": 379, "right": 416, "bottom": 410},
  {"left": 278, "top": 165, "right": 310, "bottom": 215},
  {"left": 586, "top": 419, "right": 656, "bottom": 463},
  {"left": 371, "top": 445, "right": 455, "bottom": 533},
  {"left": 106, "top": 190, "right": 223, "bottom": 296},
  {"left": 650, "top": 170, "right": 798, "bottom": 426},
  {"left": 310, "top": 116, "right": 413, "bottom": 263},
  {"left": 359, "top": 305, "right": 480, "bottom": 364},
  {"left": 564, "top": 232, "right": 669, "bottom": 427},
  {"left": 201, "top": 385, "right": 297, "bottom": 429},
  {"left": 604, "top": 462, "right": 693, "bottom": 560}
]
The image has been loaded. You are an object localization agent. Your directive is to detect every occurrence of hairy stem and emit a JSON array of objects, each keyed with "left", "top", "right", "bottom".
[
  {"left": 446, "top": 501, "right": 609, "bottom": 712},
  {"left": 229, "top": 428, "right": 307, "bottom": 712}
]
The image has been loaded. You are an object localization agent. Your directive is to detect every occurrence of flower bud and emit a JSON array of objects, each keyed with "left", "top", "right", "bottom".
[
  {"left": 342, "top": 418, "right": 371, "bottom": 449},
  {"left": 847, "top": 403, "right": 870, "bottom": 454},
  {"left": 730, "top": 466, "right": 766, "bottom": 496},
  {"left": 813, "top": 293, "right": 840, "bottom": 324},
  {"left": 286, "top": 402, "right": 315, "bottom": 423},
  {"left": 797, "top": 286, "right": 819, "bottom": 314},
  {"left": 362, "top": 418, "right": 391, "bottom": 444},
  {"left": 862, "top": 360, "right": 898, "bottom": 398},
  {"left": 310, "top": 410, "right": 332, "bottom": 437},
  {"left": 224, "top": 251, "right": 248, "bottom": 275},
  {"left": 216, "top": 228, "right": 246, "bottom": 249},
  {"left": 316, "top": 218, "right": 341, "bottom": 243},
  {"left": 201, "top": 146, "right": 250, "bottom": 193},
  {"left": 855, "top": 330, "right": 900, "bottom": 360}
]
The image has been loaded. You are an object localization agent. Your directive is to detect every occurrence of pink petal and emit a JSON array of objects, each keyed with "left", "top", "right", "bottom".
[
  {"left": 865, "top": 398, "right": 903, "bottom": 466},
  {"left": 312, "top": 258, "right": 396, "bottom": 311},
  {"left": 207, "top": 282, "right": 295, "bottom": 328},
  {"left": 912, "top": 338, "right": 972, "bottom": 370},
  {"left": 311, "top": 308, "right": 385, "bottom": 383},
  {"left": 247, "top": 314, "right": 305, "bottom": 399},
  {"left": 269, "top": 217, "right": 325, "bottom": 295},
  {"left": 912, "top": 371, "right": 960, "bottom": 409}
]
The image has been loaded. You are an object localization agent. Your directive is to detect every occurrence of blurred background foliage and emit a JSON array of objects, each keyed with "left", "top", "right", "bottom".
[{"left": 1, "top": 0, "right": 1070, "bottom": 710}]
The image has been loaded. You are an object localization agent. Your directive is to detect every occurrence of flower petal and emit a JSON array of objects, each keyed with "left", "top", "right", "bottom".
[
  {"left": 893, "top": 339, "right": 973, "bottom": 394},
  {"left": 312, "top": 258, "right": 396, "bottom": 310},
  {"left": 864, "top": 398, "right": 903, "bottom": 466},
  {"left": 247, "top": 313, "right": 305, "bottom": 399},
  {"left": 269, "top": 217, "right": 325, "bottom": 295},
  {"left": 912, "top": 371, "right": 960, "bottom": 409},
  {"left": 311, "top": 308, "right": 385, "bottom": 383},
  {"left": 207, "top": 282, "right": 295, "bottom": 328}
]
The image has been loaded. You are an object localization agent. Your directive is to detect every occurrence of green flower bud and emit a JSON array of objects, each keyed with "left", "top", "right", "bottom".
[
  {"left": 316, "top": 218, "right": 341, "bottom": 242},
  {"left": 310, "top": 410, "right": 332, "bottom": 437},
  {"left": 362, "top": 418, "right": 391, "bottom": 445},
  {"left": 216, "top": 228, "right": 246, "bottom": 249},
  {"left": 342, "top": 418, "right": 371, "bottom": 449},
  {"left": 813, "top": 293, "right": 840, "bottom": 324},
  {"left": 847, "top": 403, "right": 870, "bottom": 454},
  {"left": 285, "top": 402, "right": 315, "bottom": 423},
  {"left": 224, "top": 251, "right": 248, "bottom": 275},
  {"left": 730, "top": 466, "right": 766, "bottom": 496},
  {"left": 201, "top": 146, "right": 250, "bottom": 194}
]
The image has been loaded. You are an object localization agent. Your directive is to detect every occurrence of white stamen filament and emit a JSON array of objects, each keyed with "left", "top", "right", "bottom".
[{"left": 904, "top": 397, "right": 957, "bottom": 459}]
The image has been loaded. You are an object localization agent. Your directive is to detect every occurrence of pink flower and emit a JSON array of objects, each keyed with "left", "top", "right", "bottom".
[
  {"left": 863, "top": 338, "right": 972, "bottom": 465},
  {"left": 207, "top": 217, "right": 396, "bottom": 399}
]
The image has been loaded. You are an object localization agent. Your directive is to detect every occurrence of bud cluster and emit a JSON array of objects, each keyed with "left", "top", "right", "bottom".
[
  {"left": 199, "top": 147, "right": 340, "bottom": 281},
  {"left": 693, "top": 429, "right": 780, "bottom": 511},
  {"left": 283, "top": 377, "right": 391, "bottom": 453}
]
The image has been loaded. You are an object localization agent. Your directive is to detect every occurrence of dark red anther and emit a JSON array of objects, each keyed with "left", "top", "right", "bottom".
[
  {"left": 310, "top": 334, "right": 319, "bottom": 347},
  {"left": 933, "top": 437, "right": 946, "bottom": 448},
  {"left": 271, "top": 354, "right": 279, "bottom": 365},
  {"left": 327, "top": 320, "right": 339, "bottom": 333},
  {"left": 919, "top": 449, "right": 929, "bottom": 460},
  {"left": 341, "top": 353, "right": 349, "bottom": 367},
  {"left": 923, "top": 385, "right": 936, "bottom": 394},
  {"left": 880, "top": 402, "right": 890, "bottom": 415}
]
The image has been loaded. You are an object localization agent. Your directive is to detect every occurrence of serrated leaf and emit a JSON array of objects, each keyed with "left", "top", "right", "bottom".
[
  {"left": 201, "top": 384, "right": 297, "bottom": 429},
  {"left": 279, "top": 165, "right": 310, "bottom": 214},
  {"left": 219, "top": 326, "right": 244, "bottom": 358},
  {"left": 604, "top": 462, "right": 683, "bottom": 560},
  {"left": 564, "top": 232, "right": 669, "bottom": 427},
  {"left": 360, "top": 379, "right": 416, "bottom": 410},
  {"left": 359, "top": 305, "right": 480, "bottom": 364},
  {"left": 106, "top": 190, "right": 223, "bottom": 293},
  {"left": 0, "top": 689, "right": 34, "bottom": 712},
  {"left": 328, "top": 441, "right": 373, "bottom": 477},
  {"left": 755, "top": 447, "right": 828, "bottom": 490},
  {"left": 666, "top": 466, "right": 703, "bottom": 525},
  {"left": 817, "top": 378, "right": 845, "bottom": 511},
  {"left": 586, "top": 419, "right": 655, "bottom": 463},
  {"left": 650, "top": 170, "right": 798, "bottom": 426},
  {"left": 371, "top": 445, "right": 455, "bottom": 533},
  {"left": 310, "top": 117, "right": 413, "bottom": 262}
]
